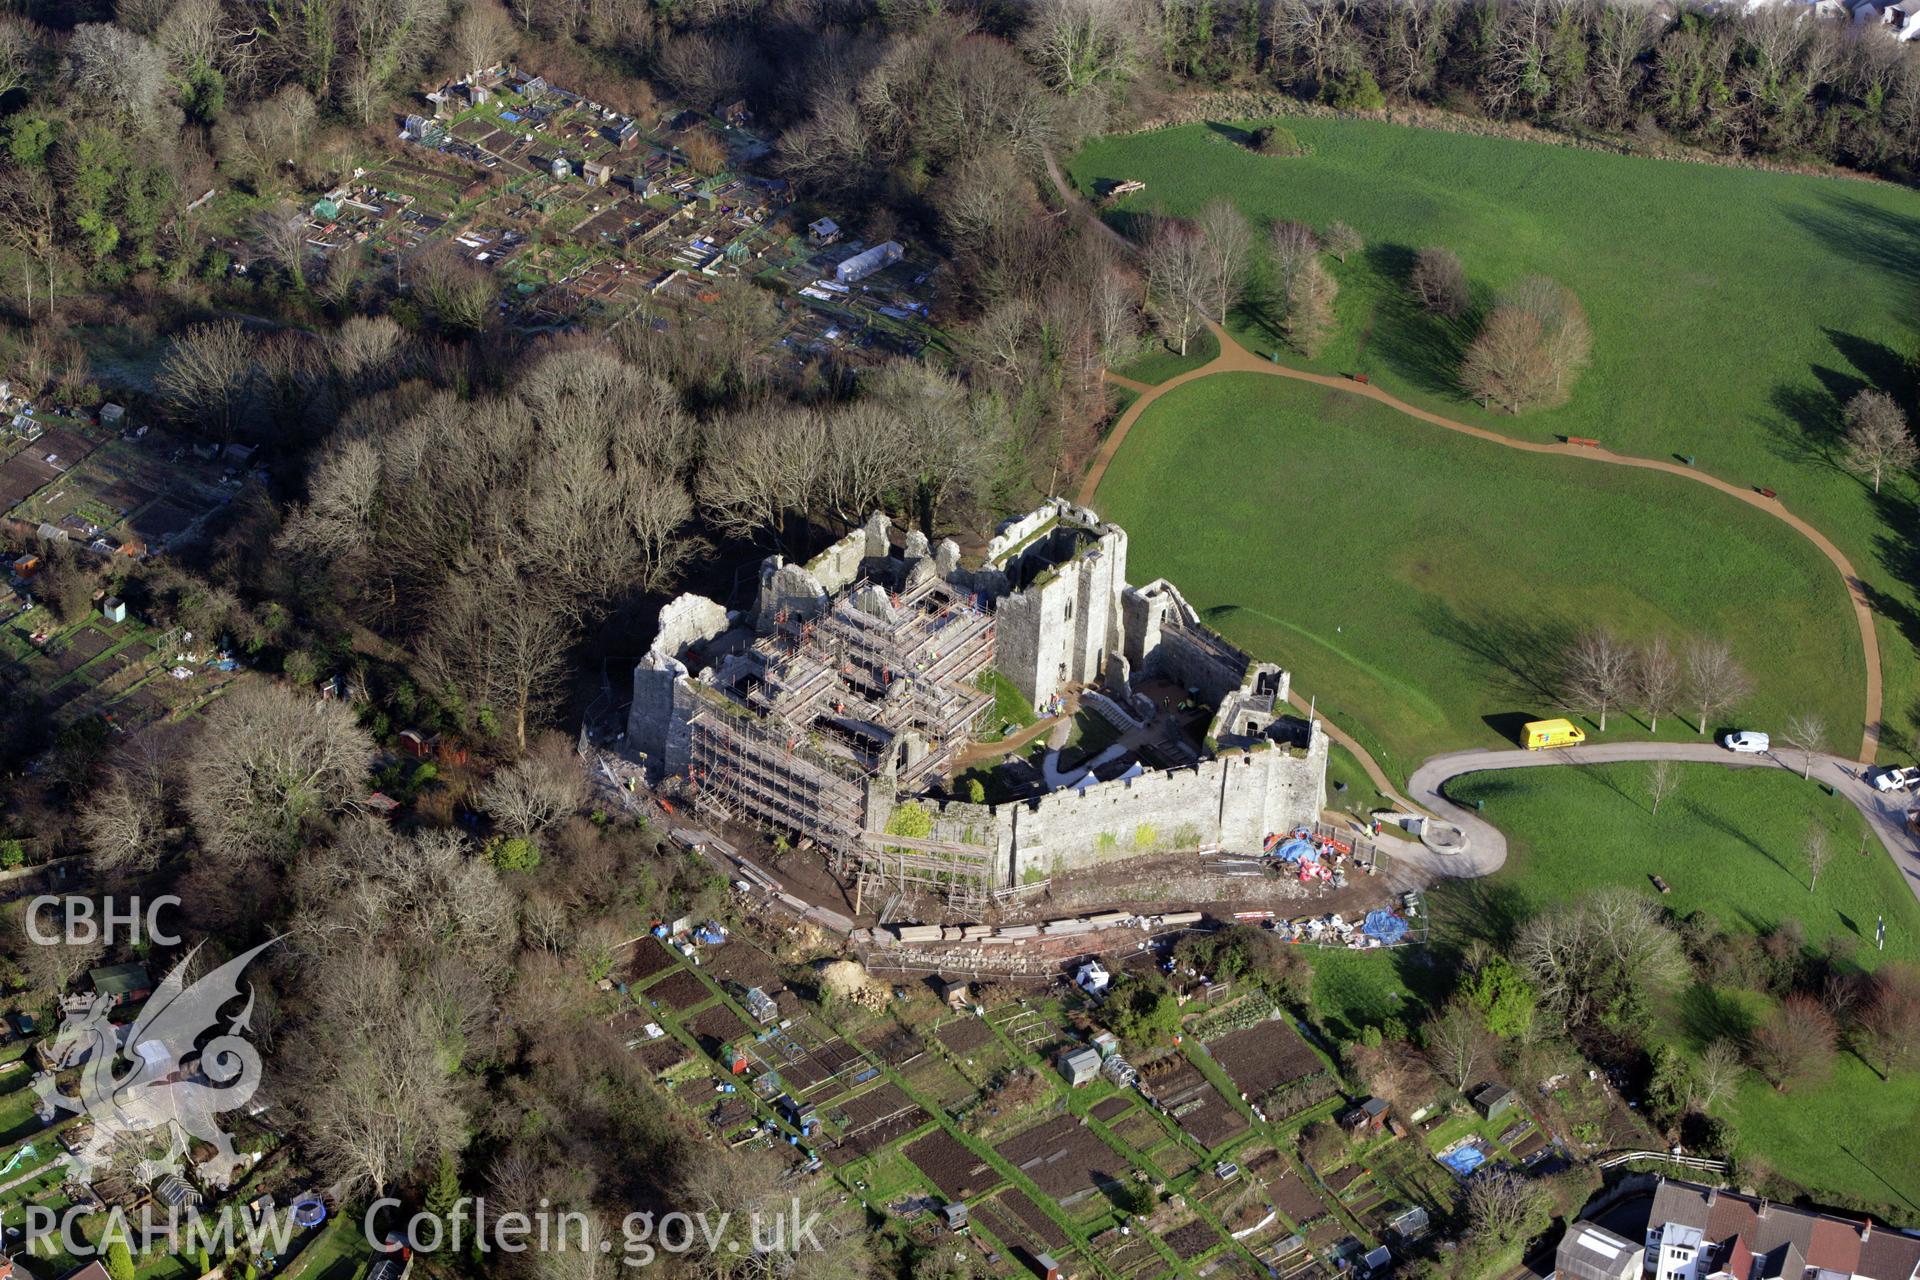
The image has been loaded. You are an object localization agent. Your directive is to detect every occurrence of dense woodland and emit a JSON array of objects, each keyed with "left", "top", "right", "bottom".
[{"left": 0, "top": 0, "right": 1918, "bottom": 1274}]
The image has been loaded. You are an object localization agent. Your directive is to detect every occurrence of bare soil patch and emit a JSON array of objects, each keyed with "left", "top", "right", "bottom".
[
  {"left": 1207, "top": 1019, "right": 1322, "bottom": 1100},
  {"left": 906, "top": 1129, "right": 1000, "bottom": 1200},
  {"left": 643, "top": 969, "right": 712, "bottom": 1011},
  {"left": 995, "top": 1114, "right": 1132, "bottom": 1204},
  {"left": 936, "top": 1017, "right": 998, "bottom": 1057}
]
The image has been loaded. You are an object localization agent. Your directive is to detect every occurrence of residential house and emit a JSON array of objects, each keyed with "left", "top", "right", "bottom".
[
  {"left": 1555, "top": 1221, "right": 1641, "bottom": 1280},
  {"left": 89, "top": 963, "right": 153, "bottom": 1007},
  {"left": 1640, "top": 1177, "right": 1920, "bottom": 1280}
]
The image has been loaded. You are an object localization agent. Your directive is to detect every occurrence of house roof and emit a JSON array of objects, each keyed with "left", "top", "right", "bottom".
[
  {"left": 1555, "top": 1221, "right": 1640, "bottom": 1280},
  {"left": 1647, "top": 1178, "right": 1920, "bottom": 1280},
  {"left": 88, "top": 963, "right": 152, "bottom": 996},
  {"left": 65, "top": 1265, "right": 112, "bottom": 1280}
]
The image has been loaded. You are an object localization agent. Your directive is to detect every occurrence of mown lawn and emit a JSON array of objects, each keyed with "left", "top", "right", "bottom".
[
  {"left": 1432, "top": 762, "right": 1920, "bottom": 1211},
  {"left": 1437, "top": 763, "right": 1919, "bottom": 963},
  {"left": 1096, "top": 373, "right": 1860, "bottom": 780},
  {"left": 1069, "top": 118, "right": 1920, "bottom": 753}
]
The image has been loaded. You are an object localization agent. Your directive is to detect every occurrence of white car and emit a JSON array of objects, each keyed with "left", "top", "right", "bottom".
[
  {"left": 1721, "top": 730, "right": 1770, "bottom": 754},
  {"left": 1872, "top": 766, "right": 1920, "bottom": 793}
]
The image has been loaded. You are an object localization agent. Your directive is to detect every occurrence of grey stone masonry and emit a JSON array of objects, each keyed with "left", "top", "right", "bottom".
[{"left": 985, "top": 499, "right": 1128, "bottom": 708}]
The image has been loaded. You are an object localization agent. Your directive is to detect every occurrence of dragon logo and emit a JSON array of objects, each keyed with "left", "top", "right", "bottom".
[{"left": 37, "top": 939, "right": 278, "bottom": 1185}]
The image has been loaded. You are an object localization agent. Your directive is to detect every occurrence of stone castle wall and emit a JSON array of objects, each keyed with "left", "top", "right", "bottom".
[{"left": 991, "top": 727, "right": 1329, "bottom": 885}]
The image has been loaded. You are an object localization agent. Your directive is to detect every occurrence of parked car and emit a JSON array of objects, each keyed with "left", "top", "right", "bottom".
[
  {"left": 1872, "top": 765, "right": 1920, "bottom": 793},
  {"left": 1721, "top": 730, "right": 1770, "bottom": 754},
  {"left": 7, "top": 1012, "right": 34, "bottom": 1038}
]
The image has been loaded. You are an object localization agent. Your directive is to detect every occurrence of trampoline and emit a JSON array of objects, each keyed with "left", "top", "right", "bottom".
[{"left": 291, "top": 1196, "right": 327, "bottom": 1228}]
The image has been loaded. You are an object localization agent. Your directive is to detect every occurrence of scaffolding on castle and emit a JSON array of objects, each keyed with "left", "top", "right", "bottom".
[
  {"left": 851, "top": 829, "right": 1000, "bottom": 917},
  {"left": 684, "top": 704, "right": 866, "bottom": 853},
  {"left": 685, "top": 573, "right": 1001, "bottom": 908}
]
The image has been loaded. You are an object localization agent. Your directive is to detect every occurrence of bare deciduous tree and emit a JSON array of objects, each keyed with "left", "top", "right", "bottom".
[
  {"left": 418, "top": 567, "right": 576, "bottom": 753},
  {"left": 65, "top": 23, "right": 171, "bottom": 125},
  {"left": 1421, "top": 999, "right": 1489, "bottom": 1090},
  {"left": 476, "top": 734, "right": 587, "bottom": 837},
  {"left": 158, "top": 320, "right": 254, "bottom": 443},
  {"left": 1409, "top": 246, "right": 1469, "bottom": 319},
  {"left": 1635, "top": 634, "right": 1682, "bottom": 732},
  {"left": 1562, "top": 629, "right": 1634, "bottom": 732},
  {"left": 447, "top": 0, "right": 515, "bottom": 76},
  {"left": 1781, "top": 709, "right": 1826, "bottom": 779},
  {"left": 1142, "top": 218, "right": 1209, "bottom": 357},
  {"left": 182, "top": 682, "right": 376, "bottom": 862},
  {"left": 1803, "top": 821, "right": 1832, "bottom": 892},
  {"left": 1860, "top": 964, "right": 1920, "bottom": 1076},
  {"left": 1323, "top": 220, "right": 1363, "bottom": 263},
  {"left": 413, "top": 241, "right": 496, "bottom": 334},
  {"left": 13, "top": 921, "right": 104, "bottom": 997},
  {"left": 1513, "top": 888, "right": 1689, "bottom": 1031},
  {"left": 1683, "top": 638, "right": 1752, "bottom": 735},
  {"left": 1749, "top": 992, "right": 1835, "bottom": 1092},
  {"left": 656, "top": 31, "right": 754, "bottom": 108},
  {"left": 1195, "top": 198, "right": 1253, "bottom": 323},
  {"left": 1020, "top": 0, "right": 1139, "bottom": 95},
  {"left": 1267, "top": 220, "right": 1318, "bottom": 298},
  {"left": 253, "top": 201, "right": 312, "bottom": 290},
  {"left": 1465, "top": 1169, "right": 1550, "bottom": 1253},
  {"left": 1645, "top": 758, "right": 1679, "bottom": 817},
  {"left": 1695, "top": 1038, "right": 1743, "bottom": 1112},
  {"left": 1840, "top": 389, "right": 1916, "bottom": 494},
  {"left": 1283, "top": 255, "right": 1339, "bottom": 358},
  {"left": 79, "top": 735, "right": 178, "bottom": 876},
  {"left": 1461, "top": 276, "right": 1592, "bottom": 413},
  {"left": 298, "top": 948, "right": 472, "bottom": 1193}
]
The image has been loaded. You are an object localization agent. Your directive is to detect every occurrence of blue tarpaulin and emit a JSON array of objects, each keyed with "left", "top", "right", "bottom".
[
  {"left": 1361, "top": 910, "right": 1410, "bottom": 945},
  {"left": 1439, "top": 1146, "right": 1486, "bottom": 1177},
  {"left": 1273, "top": 838, "right": 1318, "bottom": 864}
]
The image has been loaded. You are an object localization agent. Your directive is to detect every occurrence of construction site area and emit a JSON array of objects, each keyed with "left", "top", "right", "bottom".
[
  {"left": 684, "top": 574, "right": 1009, "bottom": 914},
  {"left": 613, "top": 501, "right": 1423, "bottom": 946}
]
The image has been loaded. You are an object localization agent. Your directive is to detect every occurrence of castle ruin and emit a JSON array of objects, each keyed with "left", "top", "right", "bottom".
[{"left": 629, "top": 499, "right": 1329, "bottom": 911}]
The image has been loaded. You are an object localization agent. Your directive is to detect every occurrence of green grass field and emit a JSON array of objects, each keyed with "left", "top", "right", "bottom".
[
  {"left": 1438, "top": 763, "right": 1920, "bottom": 963},
  {"left": 1432, "top": 762, "right": 1920, "bottom": 1210},
  {"left": 1095, "top": 373, "right": 1860, "bottom": 778},
  {"left": 1069, "top": 118, "right": 1920, "bottom": 753},
  {"left": 1113, "top": 325, "right": 1219, "bottom": 385}
]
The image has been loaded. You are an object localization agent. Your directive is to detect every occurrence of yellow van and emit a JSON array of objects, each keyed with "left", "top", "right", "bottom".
[{"left": 1523, "top": 718, "right": 1586, "bottom": 750}]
